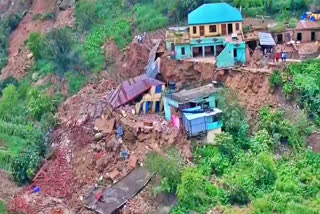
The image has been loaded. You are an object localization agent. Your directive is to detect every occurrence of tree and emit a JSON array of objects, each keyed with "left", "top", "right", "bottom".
[{"left": 0, "top": 85, "right": 21, "bottom": 117}]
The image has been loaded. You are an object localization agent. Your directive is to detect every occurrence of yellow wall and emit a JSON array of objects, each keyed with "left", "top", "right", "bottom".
[{"left": 189, "top": 22, "right": 242, "bottom": 38}]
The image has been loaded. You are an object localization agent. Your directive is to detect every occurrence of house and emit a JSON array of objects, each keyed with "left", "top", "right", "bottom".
[
  {"left": 163, "top": 84, "right": 223, "bottom": 139},
  {"left": 182, "top": 106, "right": 222, "bottom": 141},
  {"left": 165, "top": 3, "right": 246, "bottom": 68},
  {"left": 107, "top": 74, "right": 165, "bottom": 114},
  {"left": 273, "top": 21, "right": 320, "bottom": 44}
]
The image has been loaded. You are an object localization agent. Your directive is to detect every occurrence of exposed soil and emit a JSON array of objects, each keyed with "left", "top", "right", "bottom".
[
  {"left": 307, "top": 133, "right": 320, "bottom": 153},
  {"left": 0, "top": 170, "right": 21, "bottom": 202},
  {"left": 0, "top": 0, "right": 75, "bottom": 80}
]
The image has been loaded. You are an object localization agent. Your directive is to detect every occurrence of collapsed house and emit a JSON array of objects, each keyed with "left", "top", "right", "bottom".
[
  {"left": 273, "top": 21, "right": 320, "bottom": 44},
  {"left": 166, "top": 3, "right": 246, "bottom": 68},
  {"left": 107, "top": 74, "right": 165, "bottom": 114},
  {"left": 163, "top": 83, "right": 222, "bottom": 141}
]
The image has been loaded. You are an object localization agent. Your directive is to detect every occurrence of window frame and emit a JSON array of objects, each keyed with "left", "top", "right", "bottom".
[
  {"left": 236, "top": 23, "right": 240, "bottom": 31},
  {"left": 181, "top": 47, "right": 186, "bottom": 55},
  {"left": 209, "top": 25, "right": 217, "bottom": 33},
  {"left": 193, "top": 26, "right": 197, "bottom": 34}
]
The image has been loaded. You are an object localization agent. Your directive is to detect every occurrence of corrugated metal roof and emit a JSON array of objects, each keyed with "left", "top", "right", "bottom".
[
  {"left": 258, "top": 32, "right": 276, "bottom": 46},
  {"left": 107, "top": 74, "right": 164, "bottom": 109},
  {"left": 188, "top": 3, "right": 242, "bottom": 25},
  {"left": 146, "top": 57, "right": 160, "bottom": 79}
]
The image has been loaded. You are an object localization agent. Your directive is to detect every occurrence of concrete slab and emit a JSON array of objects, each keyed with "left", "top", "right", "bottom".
[{"left": 84, "top": 167, "right": 152, "bottom": 214}]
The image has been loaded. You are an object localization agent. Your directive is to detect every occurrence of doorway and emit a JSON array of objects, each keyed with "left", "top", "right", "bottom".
[
  {"left": 193, "top": 47, "right": 203, "bottom": 57},
  {"left": 200, "top": 26, "right": 205, "bottom": 37},
  {"left": 221, "top": 24, "right": 227, "bottom": 35},
  {"left": 311, "top": 32, "right": 316, "bottom": 41},
  {"left": 233, "top": 49, "right": 237, "bottom": 58},
  {"left": 297, "top": 32, "right": 302, "bottom": 41},
  {"left": 277, "top": 34, "right": 283, "bottom": 43},
  {"left": 228, "top": 24, "right": 233, "bottom": 34}
]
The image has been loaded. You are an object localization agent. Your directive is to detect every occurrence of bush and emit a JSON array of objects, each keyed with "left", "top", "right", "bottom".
[
  {"left": 11, "top": 146, "right": 42, "bottom": 185},
  {"left": 42, "top": 12, "right": 55, "bottom": 21},
  {"left": 0, "top": 14, "right": 22, "bottom": 70},
  {"left": 228, "top": 186, "right": 250, "bottom": 205},
  {"left": 0, "top": 201, "right": 8, "bottom": 214},
  {"left": 66, "top": 71, "right": 88, "bottom": 95},
  {"left": 133, "top": 4, "right": 169, "bottom": 32},
  {"left": 217, "top": 89, "right": 249, "bottom": 145},
  {"left": 26, "top": 88, "right": 55, "bottom": 120},
  {"left": 177, "top": 167, "right": 227, "bottom": 213},
  {"left": 145, "top": 148, "right": 184, "bottom": 193},
  {"left": 269, "top": 70, "right": 282, "bottom": 88},
  {"left": 0, "top": 85, "right": 21, "bottom": 117}
]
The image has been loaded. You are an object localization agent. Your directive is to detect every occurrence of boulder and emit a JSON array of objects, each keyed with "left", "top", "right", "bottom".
[
  {"left": 94, "top": 133, "right": 104, "bottom": 141},
  {"left": 59, "top": 0, "right": 75, "bottom": 10}
]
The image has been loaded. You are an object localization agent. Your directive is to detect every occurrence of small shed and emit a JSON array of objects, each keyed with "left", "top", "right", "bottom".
[
  {"left": 259, "top": 32, "right": 276, "bottom": 54},
  {"left": 182, "top": 107, "right": 222, "bottom": 137}
]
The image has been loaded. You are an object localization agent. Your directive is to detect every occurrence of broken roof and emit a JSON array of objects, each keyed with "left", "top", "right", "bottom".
[
  {"left": 259, "top": 32, "right": 276, "bottom": 46},
  {"left": 296, "top": 21, "right": 320, "bottom": 30},
  {"left": 107, "top": 74, "right": 164, "bottom": 109},
  {"left": 188, "top": 3, "right": 242, "bottom": 25},
  {"left": 183, "top": 107, "right": 222, "bottom": 120},
  {"left": 167, "top": 84, "right": 219, "bottom": 103}
]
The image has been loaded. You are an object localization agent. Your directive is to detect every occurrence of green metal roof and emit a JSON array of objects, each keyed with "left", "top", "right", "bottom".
[{"left": 188, "top": 3, "right": 243, "bottom": 25}]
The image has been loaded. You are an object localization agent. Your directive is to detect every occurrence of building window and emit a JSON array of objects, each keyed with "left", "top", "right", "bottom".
[
  {"left": 233, "top": 49, "right": 237, "bottom": 58},
  {"left": 209, "top": 25, "right": 217, "bottom": 33},
  {"left": 181, "top": 47, "right": 185, "bottom": 55},
  {"left": 236, "top": 23, "right": 240, "bottom": 31},
  {"left": 193, "top": 26, "right": 197, "bottom": 34}
]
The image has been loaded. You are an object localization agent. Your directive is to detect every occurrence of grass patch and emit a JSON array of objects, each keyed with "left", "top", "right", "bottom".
[{"left": 0, "top": 201, "right": 8, "bottom": 214}]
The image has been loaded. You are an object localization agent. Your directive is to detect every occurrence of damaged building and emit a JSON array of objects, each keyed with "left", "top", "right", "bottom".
[
  {"left": 166, "top": 3, "right": 246, "bottom": 68},
  {"left": 163, "top": 83, "right": 223, "bottom": 142}
]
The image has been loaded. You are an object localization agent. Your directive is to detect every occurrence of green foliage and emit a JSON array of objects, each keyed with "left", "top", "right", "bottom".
[
  {"left": 66, "top": 72, "right": 88, "bottom": 95},
  {"left": 11, "top": 146, "right": 42, "bottom": 184},
  {"left": 217, "top": 89, "right": 250, "bottom": 145},
  {"left": 194, "top": 145, "right": 231, "bottom": 176},
  {"left": 0, "top": 14, "right": 22, "bottom": 70},
  {"left": 27, "top": 32, "right": 45, "bottom": 60},
  {"left": 32, "top": 13, "right": 42, "bottom": 21},
  {"left": 259, "top": 107, "right": 306, "bottom": 149},
  {"left": 269, "top": 70, "right": 282, "bottom": 88},
  {"left": 270, "top": 22, "right": 285, "bottom": 33},
  {"left": 145, "top": 149, "right": 184, "bottom": 193},
  {"left": 0, "top": 201, "right": 8, "bottom": 214},
  {"left": 0, "top": 77, "right": 18, "bottom": 95},
  {"left": 26, "top": 88, "right": 55, "bottom": 120},
  {"left": 42, "top": 12, "right": 55, "bottom": 21},
  {"left": 176, "top": 167, "right": 227, "bottom": 213},
  {"left": 133, "top": 4, "right": 169, "bottom": 32},
  {"left": 0, "top": 85, "right": 21, "bottom": 117},
  {"left": 0, "top": 81, "right": 55, "bottom": 184}
]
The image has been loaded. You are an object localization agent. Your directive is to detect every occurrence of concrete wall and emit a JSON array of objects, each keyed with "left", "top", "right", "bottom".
[
  {"left": 189, "top": 22, "right": 242, "bottom": 38},
  {"left": 273, "top": 30, "right": 320, "bottom": 43},
  {"left": 175, "top": 44, "right": 192, "bottom": 59}
]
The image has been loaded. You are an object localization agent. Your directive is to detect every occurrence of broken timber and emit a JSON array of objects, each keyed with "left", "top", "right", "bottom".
[{"left": 84, "top": 167, "right": 152, "bottom": 214}]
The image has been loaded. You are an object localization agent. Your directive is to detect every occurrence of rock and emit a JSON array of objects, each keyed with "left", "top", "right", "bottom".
[
  {"left": 32, "top": 72, "right": 39, "bottom": 81},
  {"left": 27, "top": 52, "right": 33, "bottom": 59},
  {"left": 128, "top": 155, "right": 138, "bottom": 169},
  {"left": 94, "top": 118, "right": 115, "bottom": 134},
  {"left": 94, "top": 133, "right": 104, "bottom": 141},
  {"left": 59, "top": 0, "right": 75, "bottom": 10},
  {"left": 108, "top": 169, "right": 120, "bottom": 180}
]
